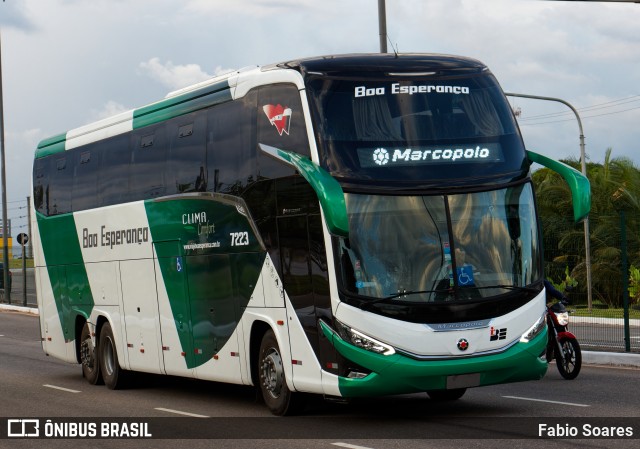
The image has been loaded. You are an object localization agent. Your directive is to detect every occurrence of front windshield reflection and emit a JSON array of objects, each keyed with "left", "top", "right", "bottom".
[{"left": 337, "top": 183, "right": 540, "bottom": 302}]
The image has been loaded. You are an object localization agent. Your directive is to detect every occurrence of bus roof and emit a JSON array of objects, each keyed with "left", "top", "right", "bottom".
[
  {"left": 35, "top": 73, "right": 242, "bottom": 159},
  {"left": 277, "top": 53, "right": 487, "bottom": 76},
  {"left": 35, "top": 53, "right": 487, "bottom": 159}
]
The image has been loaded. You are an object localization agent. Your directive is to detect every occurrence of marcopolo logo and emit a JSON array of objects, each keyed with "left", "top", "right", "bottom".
[
  {"left": 358, "top": 143, "right": 503, "bottom": 168},
  {"left": 372, "top": 148, "right": 390, "bottom": 166}
]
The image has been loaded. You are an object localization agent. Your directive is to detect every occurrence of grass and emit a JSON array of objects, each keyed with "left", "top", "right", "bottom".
[
  {"left": 570, "top": 305, "right": 640, "bottom": 320},
  {"left": 8, "top": 258, "right": 34, "bottom": 269}
]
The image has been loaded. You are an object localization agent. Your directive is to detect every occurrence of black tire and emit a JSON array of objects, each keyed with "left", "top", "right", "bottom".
[
  {"left": 427, "top": 388, "right": 467, "bottom": 401},
  {"left": 258, "top": 329, "right": 305, "bottom": 415},
  {"left": 99, "top": 322, "right": 128, "bottom": 389},
  {"left": 555, "top": 338, "right": 581, "bottom": 380},
  {"left": 80, "top": 323, "right": 102, "bottom": 385}
]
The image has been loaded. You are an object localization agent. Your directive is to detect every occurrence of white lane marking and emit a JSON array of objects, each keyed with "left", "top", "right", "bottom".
[
  {"left": 332, "top": 443, "right": 375, "bottom": 449},
  {"left": 43, "top": 384, "right": 81, "bottom": 393},
  {"left": 502, "top": 395, "right": 589, "bottom": 407},
  {"left": 154, "top": 407, "right": 209, "bottom": 418}
]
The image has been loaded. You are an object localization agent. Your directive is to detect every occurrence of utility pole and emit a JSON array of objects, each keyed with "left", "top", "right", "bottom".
[
  {"left": 506, "top": 92, "right": 593, "bottom": 311},
  {"left": 378, "top": 0, "right": 388, "bottom": 53},
  {"left": 27, "top": 196, "right": 32, "bottom": 259},
  {"left": 0, "top": 31, "right": 10, "bottom": 304}
]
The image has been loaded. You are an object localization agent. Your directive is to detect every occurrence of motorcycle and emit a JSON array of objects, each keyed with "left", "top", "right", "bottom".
[{"left": 546, "top": 298, "right": 582, "bottom": 380}]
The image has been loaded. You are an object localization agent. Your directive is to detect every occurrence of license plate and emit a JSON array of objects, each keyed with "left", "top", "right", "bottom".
[{"left": 446, "top": 373, "right": 481, "bottom": 389}]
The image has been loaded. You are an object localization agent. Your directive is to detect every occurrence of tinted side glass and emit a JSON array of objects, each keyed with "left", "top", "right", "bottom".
[
  {"left": 166, "top": 112, "right": 207, "bottom": 194},
  {"left": 33, "top": 158, "right": 50, "bottom": 215},
  {"left": 49, "top": 155, "right": 72, "bottom": 215},
  {"left": 98, "top": 134, "right": 131, "bottom": 207},
  {"left": 257, "top": 84, "right": 310, "bottom": 180},
  {"left": 130, "top": 124, "right": 167, "bottom": 200},
  {"left": 72, "top": 148, "right": 99, "bottom": 212},
  {"left": 207, "top": 96, "right": 257, "bottom": 195}
]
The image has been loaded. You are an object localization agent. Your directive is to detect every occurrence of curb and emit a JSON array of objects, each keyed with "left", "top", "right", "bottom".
[
  {"left": 0, "top": 303, "right": 39, "bottom": 315},
  {"left": 582, "top": 350, "right": 640, "bottom": 368}
]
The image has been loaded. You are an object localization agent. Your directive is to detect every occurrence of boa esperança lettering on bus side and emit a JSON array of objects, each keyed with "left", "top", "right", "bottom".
[{"left": 82, "top": 225, "right": 149, "bottom": 249}]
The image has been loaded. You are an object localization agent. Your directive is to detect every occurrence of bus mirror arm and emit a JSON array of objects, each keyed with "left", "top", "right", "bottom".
[
  {"left": 259, "top": 144, "right": 349, "bottom": 237},
  {"left": 526, "top": 150, "right": 591, "bottom": 223}
]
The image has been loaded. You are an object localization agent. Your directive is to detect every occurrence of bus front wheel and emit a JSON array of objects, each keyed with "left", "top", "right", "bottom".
[
  {"left": 258, "top": 329, "right": 304, "bottom": 415},
  {"left": 98, "top": 322, "right": 128, "bottom": 390}
]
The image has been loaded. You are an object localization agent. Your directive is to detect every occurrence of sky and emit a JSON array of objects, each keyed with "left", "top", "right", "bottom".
[{"left": 0, "top": 0, "right": 639, "bottom": 240}]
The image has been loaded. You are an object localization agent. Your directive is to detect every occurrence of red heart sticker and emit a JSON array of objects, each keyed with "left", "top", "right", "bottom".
[{"left": 263, "top": 104, "right": 292, "bottom": 136}]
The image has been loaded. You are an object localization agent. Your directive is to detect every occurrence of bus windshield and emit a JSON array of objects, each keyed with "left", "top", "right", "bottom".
[
  {"left": 305, "top": 72, "right": 525, "bottom": 183},
  {"left": 337, "top": 182, "right": 541, "bottom": 302}
]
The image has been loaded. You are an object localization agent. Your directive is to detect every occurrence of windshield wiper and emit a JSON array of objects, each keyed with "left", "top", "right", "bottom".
[
  {"left": 359, "top": 289, "right": 451, "bottom": 310},
  {"left": 464, "top": 284, "right": 541, "bottom": 294},
  {"left": 358, "top": 285, "right": 540, "bottom": 311},
  {"left": 384, "top": 289, "right": 451, "bottom": 300}
]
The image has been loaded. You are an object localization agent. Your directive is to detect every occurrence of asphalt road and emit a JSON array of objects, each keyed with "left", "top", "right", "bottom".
[{"left": 1, "top": 311, "right": 639, "bottom": 449}]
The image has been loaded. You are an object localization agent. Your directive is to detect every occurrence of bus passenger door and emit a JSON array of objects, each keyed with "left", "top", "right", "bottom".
[
  {"left": 153, "top": 240, "right": 195, "bottom": 376},
  {"left": 278, "top": 213, "right": 336, "bottom": 390}
]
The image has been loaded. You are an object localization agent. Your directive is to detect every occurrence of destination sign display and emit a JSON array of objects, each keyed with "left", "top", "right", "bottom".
[{"left": 358, "top": 143, "right": 503, "bottom": 168}]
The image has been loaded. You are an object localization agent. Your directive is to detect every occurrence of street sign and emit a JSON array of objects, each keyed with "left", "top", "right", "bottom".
[{"left": 17, "top": 233, "right": 28, "bottom": 245}]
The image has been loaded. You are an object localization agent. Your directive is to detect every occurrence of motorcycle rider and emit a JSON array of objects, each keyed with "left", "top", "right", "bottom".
[{"left": 544, "top": 279, "right": 568, "bottom": 362}]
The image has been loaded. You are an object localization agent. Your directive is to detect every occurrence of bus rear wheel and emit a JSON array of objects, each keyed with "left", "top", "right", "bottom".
[
  {"left": 258, "top": 329, "right": 304, "bottom": 415},
  {"left": 80, "top": 323, "right": 102, "bottom": 385},
  {"left": 99, "top": 322, "right": 128, "bottom": 390}
]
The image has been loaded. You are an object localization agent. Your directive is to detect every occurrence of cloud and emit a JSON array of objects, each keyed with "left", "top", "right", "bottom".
[
  {"left": 185, "top": 0, "right": 321, "bottom": 17},
  {"left": 0, "top": 1, "right": 37, "bottom": 31},
  {"left": 136, "top": 57, "right": 238, "bottom": 91},
  {"left": 89, "top": 100, "right": 130, "bottom": 122}
]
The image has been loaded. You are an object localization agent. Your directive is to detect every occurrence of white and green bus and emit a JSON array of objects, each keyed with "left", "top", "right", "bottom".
[{"left": 32, "top": 53, "right": 590, "bottom": 415}]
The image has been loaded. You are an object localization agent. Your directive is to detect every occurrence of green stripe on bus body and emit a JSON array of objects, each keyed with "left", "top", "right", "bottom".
[
  {"left": 133, "top": 81, "right": 232, "bottom": 129},
  {"left": 144, "top": 196, "right": 265, "bottom": 369},
  {"left": 36, "top": 212, "right": 94, "bottom": 342},
  {"left": 320, "top": 321, "right": 548, "bottom": 397},
  {"left": 35, "top": 133, "right": 67, "bottom": 159}
]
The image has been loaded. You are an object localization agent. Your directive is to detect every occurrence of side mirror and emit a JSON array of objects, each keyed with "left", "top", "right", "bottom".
[
  {"left": 259, "top": 144, "right": 349, "bottom": 237},
  {"left": 527, "top": 150, "right": 591, "bottom": 223}
]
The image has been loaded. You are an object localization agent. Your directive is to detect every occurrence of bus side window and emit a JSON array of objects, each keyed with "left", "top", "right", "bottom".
[
  {"left": 98, "top": 134, "right": 131, "bottom": 207},
  {"left": 256, "top": 83, "right": 310, "bottom": 180},
  {"left": 72, "top": 149, "right": 99, "bottom": 212},
  {"left": 33, "top": 158, "right": 50, "bottom": 216},
  {"left": 207, "top": 96, "right": 256, "bottom": 195},
  {"left": 130, "top": 124, "right": 168, "bottom": 200},
  {"left": 166, "top": 111, "right": 207, "bottom": 194},
  {"left": 49, "top": 156, "right": 72, "bottom": 215}
]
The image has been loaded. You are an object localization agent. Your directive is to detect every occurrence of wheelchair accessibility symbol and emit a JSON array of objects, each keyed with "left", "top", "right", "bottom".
[{"left": 457, "top": 265, "right": 474, "bottom": 286}]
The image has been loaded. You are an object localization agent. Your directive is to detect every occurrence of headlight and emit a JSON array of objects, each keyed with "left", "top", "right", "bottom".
[
  {"left": 335, "top": 320, "right": 396, "bottom": 356},
  {"left": 520, "top": 312, "right": 546, "bottom": 343},
  {"left": 555, "top": 312, "right": 569, "bottom": 326}
]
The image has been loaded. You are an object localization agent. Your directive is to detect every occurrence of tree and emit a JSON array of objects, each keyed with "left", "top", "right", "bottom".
[{"left": 533, "top": 149, "right": 640, "bottom": 307}]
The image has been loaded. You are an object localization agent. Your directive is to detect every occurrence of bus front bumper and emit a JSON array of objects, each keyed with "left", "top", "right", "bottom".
[{"left": 320, "top": 321, "right": 548, "bottom": 397}]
